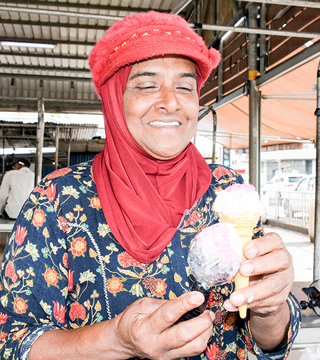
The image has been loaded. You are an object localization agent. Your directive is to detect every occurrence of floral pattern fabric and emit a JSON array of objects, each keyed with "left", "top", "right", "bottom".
[{"left": 0, "top": 161, "right": 301, "bottom": 359}]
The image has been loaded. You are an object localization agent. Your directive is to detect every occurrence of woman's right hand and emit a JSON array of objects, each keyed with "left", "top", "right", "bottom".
[
  {"left": 114, "top": 291, "right": 214, "bottom": 360},
  {"left": 29, "top": 292, "right": 214, "bottom": 360}
]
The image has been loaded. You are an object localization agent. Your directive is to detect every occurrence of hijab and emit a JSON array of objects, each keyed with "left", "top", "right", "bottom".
[{"left": 92, "top": 65, "right": 212, "bottom": 263}]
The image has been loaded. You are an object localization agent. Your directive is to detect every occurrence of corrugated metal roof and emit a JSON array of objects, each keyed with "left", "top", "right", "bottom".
[
  {"left": 0, "top": 0, "right": 182, "bottom": 112},
  {"left": 0, "top": 1, "right": 319, "bottom": 150}
]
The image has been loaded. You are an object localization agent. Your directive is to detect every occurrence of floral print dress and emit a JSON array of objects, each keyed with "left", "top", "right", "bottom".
[{"left": 0, "top": 161, "right": 301, "bottom": 360}]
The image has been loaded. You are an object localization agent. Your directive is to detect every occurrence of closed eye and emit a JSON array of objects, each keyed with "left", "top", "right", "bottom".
[
  {"left": 137, "top": 86, "right": 157, "bottom": 90},
  {"left": 177, "top": 86, "right": 193, "bottom": 91}
]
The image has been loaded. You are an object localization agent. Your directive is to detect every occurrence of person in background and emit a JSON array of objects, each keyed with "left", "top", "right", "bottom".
[
  {"left": 0, "top": 157, "right": 35, "bottom": 220},
  {"left": 0, "top": 11, "right": 301, "bottom": 360}
]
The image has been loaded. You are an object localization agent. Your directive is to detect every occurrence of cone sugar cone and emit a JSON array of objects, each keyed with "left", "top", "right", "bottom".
[{"left": 218, "top": 211, "right": 260, "bottom": 319}]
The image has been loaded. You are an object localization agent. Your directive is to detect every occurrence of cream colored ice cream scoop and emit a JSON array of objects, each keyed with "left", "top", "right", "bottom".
[{"left": 214, "top": 183, "right": 261, "bottom": 318}]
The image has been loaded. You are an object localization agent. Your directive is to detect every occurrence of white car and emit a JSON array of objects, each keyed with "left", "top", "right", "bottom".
[
  {"left": 262, "top": 173, "right": 305, "bottom": 192},
  {"left": 282, "top": 175, "right": 315, "bottom": 218}
]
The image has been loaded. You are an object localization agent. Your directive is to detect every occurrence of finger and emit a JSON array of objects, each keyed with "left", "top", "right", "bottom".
[
  {"left": 227, "top": 272, "right": 292, "bottom": 312},
  {"left": 224, "top": 286, "right": 291, "bottom": 315},
  {"left": 248, "top": 281, "right": 293, "bottom": 314},
  {"left": 240, "top": 248, "right": 293, "bottom": 278},
  {"left": 162, "top": 311, "right": 214, "bottom": 358},
  {"left": 149, "top": 291, "right": 205, "bottom": 333},
  {"left": 244, "top": 232, "right": 284, "bottom": 259}
]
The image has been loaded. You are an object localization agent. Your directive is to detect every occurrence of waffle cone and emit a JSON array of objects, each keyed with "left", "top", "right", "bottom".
[{"left": 218, "top": 211, "right": 260, "bottom": 318}]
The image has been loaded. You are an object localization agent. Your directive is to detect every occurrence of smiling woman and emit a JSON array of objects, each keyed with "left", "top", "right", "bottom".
[
  {"left": 123, "top": 56, "right": 199, "bottom": 160},
  {"left": 0, "top": 10, "right": 301, "bottom": 360}
]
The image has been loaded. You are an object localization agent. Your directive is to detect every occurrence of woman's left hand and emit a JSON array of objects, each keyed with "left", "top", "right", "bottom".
[{"left": 224, "top": 231, "right": 294, "bottom": 315}]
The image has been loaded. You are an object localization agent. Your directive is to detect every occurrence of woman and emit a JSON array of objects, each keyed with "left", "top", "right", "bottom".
[{"left": 0, "top": 11, "right": 300, "bottom": 360}]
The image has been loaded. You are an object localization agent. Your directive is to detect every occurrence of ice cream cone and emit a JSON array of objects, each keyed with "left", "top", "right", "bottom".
[
  {"left": 218, "top": 212, "right": 260, "bottom": 318},
  {"left": 214, "top": 183, "right": 261, "bottom": 319}
]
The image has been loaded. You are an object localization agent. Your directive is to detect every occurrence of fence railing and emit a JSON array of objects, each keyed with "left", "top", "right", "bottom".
[{"left": 261, "top": 190, "right": 315, "bottom": 230}]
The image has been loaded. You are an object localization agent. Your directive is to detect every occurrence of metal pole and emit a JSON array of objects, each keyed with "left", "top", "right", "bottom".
[
  {"left": 259, "top": 3, "right": 267, "bottom": 77},
  {"left": 171, "top": 0, "right": 193, "bottom": 14},
  {"left": 212, "top": 109, "right": 217, "bottom": 163},
  {"left": 217, "top": 41, "right": 224, "bottom": 102},
  {"left": 55, "top": 126, "right": 59, "bottom": 171},
  {"left": 235, "top": 0, "right": 320, "bottom": 8},
  {"left": 35, "top": 98, "right": 45, "bottom": 186},
  {"left": 67, "top": 128, "right": 72, "bottom": 167},
  {"left": 314, "top": 61, "right": 320, "bottom": 284},
  {"left": 248, "top": 4, "right": 261, "bottom": 191},
  {"left": 2, "top": 128, "right": 6, "bottom": 178},
  {"left": 193, "top": 23, "right": 319, "bottom": 39}
]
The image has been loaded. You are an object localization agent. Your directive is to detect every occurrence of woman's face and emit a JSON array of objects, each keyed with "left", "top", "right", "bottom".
[{"left": 123, "top": 55, "right": 199, "bottom": 160}]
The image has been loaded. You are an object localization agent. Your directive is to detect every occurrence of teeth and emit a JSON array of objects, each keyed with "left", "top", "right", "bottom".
[{"left": 149, "top": 121, "right": 180, "bottom": 127}]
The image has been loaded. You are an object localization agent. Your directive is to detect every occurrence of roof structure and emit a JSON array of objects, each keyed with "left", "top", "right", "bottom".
[
  {"left": 198, "top": 57, "right": 319, "bottom": 149},
  {"left": 0, "top": 0, "right": 183, "bottom": 113},
  {"left": 0, "top": 0, "right": 319, "bottom": 151}
]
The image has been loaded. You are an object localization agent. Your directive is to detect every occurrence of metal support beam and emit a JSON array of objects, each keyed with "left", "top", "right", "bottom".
[
  {"left": 259, "top": 3, "right": 267, "bottom": 76},
  {"left": 194, "top": 23, "right": 320, "bottom": 39},
  {"left": 0, "top": 51, "right": 88, "bottom": 61},
  {"left": 55, "top": 127, "right": 60, "bottom": 171},
  {"left": 248, "top": 4, "right": 261, "bottom": 192},
  {"left": 0, "top": 18, "right": 110, "bottom": 31},
  {"left": 1, "top": 0, "right": 161, "bottom": 13},
  {"left": 35, "top": 98, "right": 45, "bottom": 186},
  {"left": 235, "top": 0, "right": 320, "bottom": 9},
  {"left": 1, "top": 130, "right": 6, "bottom": 177},
  {"left": 171, "top": 0, "right": 193, "bottom": 14},
  {"left": 314, "top": 61, "right": 320, "bottom": 284},
  {"left": 211, "top": 41, "right": 320, "bottom": 112},
  {"left": 210, "top": 86, "right": 248, "bottom": 110},
  {"left": 212, "top": 110, "right": 217, "bottom": 163},
  {"left": 67, "top": 128, "right": 73, "bottom": 167},
  {"left": 1, "top": 5, "right": 319, "bottom": 39},
  {"left": 0, "top": 6, "right": 123, "bottom": 22},
  {"left": 1, "top": 35, "right": 96, "bottom": 47},
  {"left": 257, "top": 41, "right": 320, "bottom": 87},
  {"left": 0, "top": 73, "right": 92, "bottom": 82},
  {"left": 217, "top": 41, "right": 224, "bottom": 102},
  {"left": 1, "top": 64, "right": 91, "bottom": 74}
]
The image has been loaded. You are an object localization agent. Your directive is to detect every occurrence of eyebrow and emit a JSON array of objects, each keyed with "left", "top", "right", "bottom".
[{"left": 129, "top": 71, "right": 197, "bottom": 81}]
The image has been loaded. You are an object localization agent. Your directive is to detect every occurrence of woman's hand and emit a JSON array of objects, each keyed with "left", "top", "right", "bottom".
[
  {"left": 114, "top": 291, "right": 214, "bottom": 359},
  {"left": 224, "top": 231, "right": 293, "bottom": 314},
  {"left": 30, "top": 292, "right": 214, "bottom": 360},
  {"left": 224, "top": 231, "right": 293, "bottom": 351}
]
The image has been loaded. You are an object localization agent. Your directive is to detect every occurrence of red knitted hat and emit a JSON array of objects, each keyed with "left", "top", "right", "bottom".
[{"left": 89, "top": 11, "right": 221, "bottom": 97}]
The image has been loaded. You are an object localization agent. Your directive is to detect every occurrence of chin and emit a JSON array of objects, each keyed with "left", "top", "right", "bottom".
[{"left": 151, "top": 149, "right": 184, "bottom": 160}]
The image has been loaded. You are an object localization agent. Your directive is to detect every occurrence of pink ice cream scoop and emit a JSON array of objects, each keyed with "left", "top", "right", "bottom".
[
  {"left": 177, "top": 222, "right": 241, "bottom": 323},
  {"left": 188, "top": 222, "right": 242, "bottom": 289}
]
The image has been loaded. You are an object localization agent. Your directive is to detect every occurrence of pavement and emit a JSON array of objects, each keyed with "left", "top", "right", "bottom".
[
  {"left": 263, "top": 224, "right": 314, "bottom": 284},
  {"left": 248, "top": 224, "right": 319, "bottom": 360}
]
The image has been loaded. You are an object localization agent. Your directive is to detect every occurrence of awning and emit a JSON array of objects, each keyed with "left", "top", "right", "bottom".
[{"left": 198, "top": 58, "right": 318, "bottom": 150}]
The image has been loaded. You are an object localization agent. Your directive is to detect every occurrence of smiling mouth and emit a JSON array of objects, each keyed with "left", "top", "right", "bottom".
[{"left": 149, "top": 121, "right": 180, "bottom": 127}]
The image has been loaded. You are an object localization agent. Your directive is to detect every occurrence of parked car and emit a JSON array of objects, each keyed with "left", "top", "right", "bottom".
[
  {"left": 262, "top": 173, "right": 305, "bottom": 192},
  {"left": 282, "top": 175, "right": 315, "bottom": 218}
]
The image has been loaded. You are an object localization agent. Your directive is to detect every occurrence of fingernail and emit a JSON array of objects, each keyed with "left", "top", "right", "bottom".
[
  {"left": 224, "top": 300, "right": 238, "bottom": 311},
  {"left": 189, "top": 291, "right": 204, "bottom": 305},
  {"left": 209, "top": 311, "right": 215, "bottom": 321},
  {"left": 248, "top": 296, "right": 254, "bottom": 303},
  {"left": 245, "top": 244, "right": 257, "bottom": 258},
  {"left": 231, "top": 293, "right": 245, "bottom": 306},
  {"left": 241, "top": 262, "right": 253, "bottom": 276}
]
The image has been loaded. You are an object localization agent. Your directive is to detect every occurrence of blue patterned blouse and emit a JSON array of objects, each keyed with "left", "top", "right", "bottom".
[{"left": 0, "top": 161, "right": 301, "bottom": 359}]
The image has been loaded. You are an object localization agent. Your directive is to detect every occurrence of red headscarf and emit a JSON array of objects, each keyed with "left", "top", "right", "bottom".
[{"left": 92, "top": 66, "right": 212, "bottom": 263}]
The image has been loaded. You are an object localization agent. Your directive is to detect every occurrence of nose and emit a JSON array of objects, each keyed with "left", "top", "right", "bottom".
[{"left": 155, "top": 86, "right": 180, "bottom": 113}]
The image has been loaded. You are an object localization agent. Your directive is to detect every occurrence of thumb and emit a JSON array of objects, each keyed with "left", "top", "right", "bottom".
[{"left": 152, "top": 292, "right": 205, "bottom": 332}]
